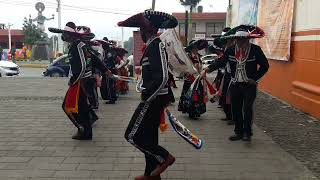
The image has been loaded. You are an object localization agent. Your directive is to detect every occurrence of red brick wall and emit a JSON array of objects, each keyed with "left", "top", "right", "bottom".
[{"left": 133, "top": 31, "right": 144, "bottom": 66}]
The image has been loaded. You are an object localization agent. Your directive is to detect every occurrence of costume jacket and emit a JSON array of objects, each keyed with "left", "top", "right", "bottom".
[
  {"left": 208, "top": 44, "right": 269, "bottom": 83},
  {"left": 140, "top": 37, "right": 169, "bottom": 102},
  {"left": 68, "top": 40, "right": 108, "bottom": 85}
]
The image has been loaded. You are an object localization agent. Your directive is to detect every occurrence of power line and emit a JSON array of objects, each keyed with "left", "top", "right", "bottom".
[{"left": 0, "top": 0, "right": 137, "bottom": 15}]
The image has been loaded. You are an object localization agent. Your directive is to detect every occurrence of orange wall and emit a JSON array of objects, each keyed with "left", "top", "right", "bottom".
[{"left": 259, "top": 30, "right": 320, "bottom": 119}]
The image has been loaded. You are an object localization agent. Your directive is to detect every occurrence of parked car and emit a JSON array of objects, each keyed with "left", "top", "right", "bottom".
[
  {"left": 43, "top": 55, "right": 70, "bottom": 77},
  {"left": 0, "top": 60, "right": 20, "bottom": 77}
]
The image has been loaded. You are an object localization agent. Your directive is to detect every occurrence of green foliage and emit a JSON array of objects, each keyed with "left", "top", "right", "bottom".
[{"left": 22, "top": 17, "right": 43, "bottom": 45}]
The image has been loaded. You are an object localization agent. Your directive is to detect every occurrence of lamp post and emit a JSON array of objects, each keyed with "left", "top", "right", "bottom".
[
  {"left": 184, "top": 5, "right": 190, "bottom": 46},
  {"left": 56, "top": 0, "right": 63, "bottom": 53},
  {"left": 152, "top": 0, "right": 156, "bottom": 10},
  {"left": 7, "top": 23, "right": 13, "bottom": 51}
]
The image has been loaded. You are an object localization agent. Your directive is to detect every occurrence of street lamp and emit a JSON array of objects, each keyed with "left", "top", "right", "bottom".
[
  {"left": 7, "top": 23, "right": 13, "bottom": 51},
  {"left": 183, "top": 5, "right": 191, "bottom": 46},
  {"left": 56, "top": 0, "right": 63, "bottom": 53}
]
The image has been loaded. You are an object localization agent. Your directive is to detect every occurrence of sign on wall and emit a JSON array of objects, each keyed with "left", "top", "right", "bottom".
[
  {"left": 256, "top": 0, "right": 295, "bottom": 61},
  {"left": 238, "top": 0, "right": 259, "bottom": 25}
]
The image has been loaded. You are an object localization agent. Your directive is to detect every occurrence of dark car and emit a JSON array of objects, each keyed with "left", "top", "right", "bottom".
[{"left": 43, "top": 55, "right": 70, "bottom": 77}]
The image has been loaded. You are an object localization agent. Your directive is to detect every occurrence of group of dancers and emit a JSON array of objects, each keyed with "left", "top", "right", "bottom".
[{"left": 49, "top": 9, "right": 269, "bottom": 180}]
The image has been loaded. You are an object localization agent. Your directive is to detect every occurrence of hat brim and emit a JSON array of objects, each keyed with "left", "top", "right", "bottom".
[
  {"left": 48, "top": 27, "right": 79, "bottom": 34},
  {"left": 210, "top": 34, "right": 222, "bottom": 38},
  {"left": 115, "top": 48, "right": 128, "bottom": 55},
  {"left": 223, "top": 34, "right": 264, "bottom": 39},
  {"left": 118, "top": 10, "right": 178, "bottom": 29},
  {"left": 185, "top": 39, "right": 208, "bottom": 52},
  {"left": 117, "top": 13, "right": 145, "bottom": 28}
]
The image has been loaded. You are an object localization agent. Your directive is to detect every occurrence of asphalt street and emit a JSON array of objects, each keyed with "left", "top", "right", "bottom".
[{"left": 19, "top": 67, "right": 46, "bottom": 77}]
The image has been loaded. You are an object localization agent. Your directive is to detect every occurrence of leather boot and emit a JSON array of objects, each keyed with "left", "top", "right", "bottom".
[
  {"left": 150, "top": 154, "right": 175, "bottom": 176},
  {"left": 72, "top": 128, "right": 92, "bottom": 140},
  {"left": 134, "top": 175, "right": 161, "bottom": 180}
]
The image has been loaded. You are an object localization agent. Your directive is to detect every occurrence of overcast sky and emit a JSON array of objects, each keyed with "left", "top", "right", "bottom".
[{"left": 1, "top": 0, "right": 228, "bottom": 41}]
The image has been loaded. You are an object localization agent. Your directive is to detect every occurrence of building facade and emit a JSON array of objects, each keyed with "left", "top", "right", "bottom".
[
  {"left": 0, "top": 28, "right": 24, "bottom": 49},
  {"left": 227, "top": 0, "right": 320, "bottom": 119},
  {"left": 172, "top": 12, "right": 226, "bottom": 44}
]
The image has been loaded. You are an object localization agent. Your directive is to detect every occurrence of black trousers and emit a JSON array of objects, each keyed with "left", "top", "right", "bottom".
[
  {"left": 125, "top": 95, "right": 170, "bottom": 176},
  {"left": 221, "top": 74, "right": 232, "bottom": 120},
  {"left": 84, "top": 78, "right": 99, "bottom": 108},
  {"left": 62, "top": 85, "right": 92, "bottom": 136},
  {"left": 230, "top": 83, "right": 257, "bottom": 137}
]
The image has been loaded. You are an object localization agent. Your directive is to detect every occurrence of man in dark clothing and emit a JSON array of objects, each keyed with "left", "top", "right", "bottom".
[
  {"left": 202, "top": 25, "right": 269, "bottom": 142},
  {"left": 0, "top": 46, "right": 3, "bottom": 60},
  {"left": 118, "top": 10, "right": 178, "bottom": 180},
  {"left": 49, "top": 23, "right": 111, "bottom": 140}
]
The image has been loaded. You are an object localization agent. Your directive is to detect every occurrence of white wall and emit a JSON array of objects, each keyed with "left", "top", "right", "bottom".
[
  {"left": 292, "top": 0, "right": 320, "bottom": 32},
  {"left": 227, "top": 0, "right": 320, "bottom": 32},
  {"left": 227, "top": 0, "right": 239, "bottom": 27}
]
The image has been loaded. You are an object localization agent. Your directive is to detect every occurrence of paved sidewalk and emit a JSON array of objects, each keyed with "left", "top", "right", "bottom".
[{"left": 0, "top": 78, "right": 317, "bottom": 180}]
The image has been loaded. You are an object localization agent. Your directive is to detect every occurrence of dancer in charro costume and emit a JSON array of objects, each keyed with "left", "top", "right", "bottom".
[
  {"left": 210, "top": 27, "right": 236, "bottom": 124},
  {"left": 114, "top": 47, "right": 129, "bottom": 94},
  {"left": 202, "top": 25, "right": 269, "bottom": 142},
  {"left": 178, "top": 39, "right": 208, "bottom": 119},
  {"left": 49, "top": 22, "right": 111, "bottom": 140},
  {"left": 101, "top": 37, "right": 118, "bottom": 104},
  {"left": 118, "top": 10, "right": 178, "bottom": 180}
]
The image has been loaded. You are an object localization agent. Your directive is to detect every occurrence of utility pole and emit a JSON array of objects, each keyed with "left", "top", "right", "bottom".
[
  {"left": 121, "top": 27, "right": 124, "bottom": 48},
  {"left": 56, "top": 0, "right": 63, "bottom": 53},
  {"left": 152, "top": 0, "right": 156, "bottom": 10},
  {"left": 7, "top": 23, "right": 13, "bottom": 51}
]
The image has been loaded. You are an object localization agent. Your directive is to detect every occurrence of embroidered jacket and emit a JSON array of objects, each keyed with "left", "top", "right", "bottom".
[
  {"left": 208, "top": 44, "right": 269, "bottom": 83},
  {"left": 68, "top": 40, "right": 108, "bottom": 85},
  {"left": 140, "top": 37, "right": 169, "bottom": 102}
]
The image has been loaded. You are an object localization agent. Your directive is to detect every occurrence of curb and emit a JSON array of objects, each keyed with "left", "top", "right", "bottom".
[{"left": 18, "top": 64, "right": 48, "bottom": 68}]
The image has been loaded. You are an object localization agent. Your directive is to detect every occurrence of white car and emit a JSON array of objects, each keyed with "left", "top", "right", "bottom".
[{"left": 0, "top": 61, "right": 20, "bottom": 77}]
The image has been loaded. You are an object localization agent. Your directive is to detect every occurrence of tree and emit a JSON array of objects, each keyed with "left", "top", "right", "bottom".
[
  {"left": 22, "top": 16, "right": 43, "bottom": 45},
  {"left": 123, "top": 37, "right": 133, "bottom": 55},
  {"left": 180, "top": 0, "right": 201, "bottom": 44}
]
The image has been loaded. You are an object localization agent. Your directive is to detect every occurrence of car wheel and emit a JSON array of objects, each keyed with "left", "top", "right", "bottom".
[
  {"left": 50, "top": 72, "right": 62, "bottom": 77},
  {"left": 0, "top": 73, "right": 2, "bottom": 77}
]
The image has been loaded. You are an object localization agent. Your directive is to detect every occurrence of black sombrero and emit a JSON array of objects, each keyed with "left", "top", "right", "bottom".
[
  {"left": 48, "top": 22, "right": 77, "bottom": 34},
  {"left": 117, "top": 9, "right": 178, "bottom": 29},
  {"left": 115, "top": 47, "right": 128, "bottom": 56},
  {"left": 48, "top": 23, "right": 95, "bottom": 40},
  {"left": 185, "top": 39, "right": 208, "bottom": 52},
  {"left": 223, "top": 25, "right": 265, "bottom": 39}
]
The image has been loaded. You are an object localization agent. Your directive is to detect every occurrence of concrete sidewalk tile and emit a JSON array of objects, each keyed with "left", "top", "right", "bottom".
[
  {"left": 53, "top": 170, "right": 92, "bottom": 178},
  {"left": 0, "top": 79, "right": 318, "bottom": 179}
]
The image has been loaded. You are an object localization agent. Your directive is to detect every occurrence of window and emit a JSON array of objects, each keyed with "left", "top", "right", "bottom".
[
  {"left": 214, "top": 23, "right": 225, "bottom": 34},
  {"left": 179, "top": 23, "right": 185, "bottom": 36},
  {"left": 191, "top": 23, "right": 196, "bottom": 36},
  {"left": 206, "top": 23, "right": 215, "bottom": 36}
]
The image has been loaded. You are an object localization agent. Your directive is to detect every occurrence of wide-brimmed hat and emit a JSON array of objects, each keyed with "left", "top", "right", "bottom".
[
  {"left": 208, "top": 38, "right": 224, "bottom": 54},
  {"left": 48, "top": 23, "right": 95, "bottom": 40},
  {"left": 117, "top": 9, "right": 178, "bottom": 29},
  {"left": 185, "top": 39, "right": 208, "bottom": 52},
  {"left": 223, "top": 25, "right": 265, "bottom": 39},
  {"left": 48, "top": 22, "right": 77, "bottom": 34},
  {"left": 75, "top": 26, "right": 95, "bottom": 40},
  {"left": 115, "top": 47, "right": 128, "bottom": 56}
]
